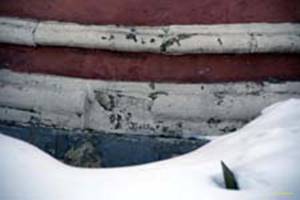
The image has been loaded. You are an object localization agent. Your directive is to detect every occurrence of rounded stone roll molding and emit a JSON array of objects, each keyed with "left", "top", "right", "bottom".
[{"left": 0, "top": 17, "right": 300, "bottom": 54}]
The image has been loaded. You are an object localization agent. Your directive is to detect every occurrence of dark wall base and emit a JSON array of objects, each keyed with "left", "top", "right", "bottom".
[{"left": 0, "top": 123, "right": 208, "bottom": 168}]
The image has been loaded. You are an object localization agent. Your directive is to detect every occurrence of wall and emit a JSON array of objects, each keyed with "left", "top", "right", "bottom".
[
  {"left": 1, "top": 0, "right": 299, "bottom": 25},
  {"left": 1, "top": 45, "right": 300, "bottom": 83},
  {"left": 0, "top": 0, "right": 300, "bottom": 83},
  {"left": 0, "top": 1, "right": 300, "bottom": 162}
]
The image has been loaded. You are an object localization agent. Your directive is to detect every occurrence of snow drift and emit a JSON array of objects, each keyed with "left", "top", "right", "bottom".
[{"left": 1, "top": 99, "right": 300, "bottom": 200}]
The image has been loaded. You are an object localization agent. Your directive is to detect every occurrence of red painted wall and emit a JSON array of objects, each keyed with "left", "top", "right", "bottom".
[
  {"left": 0, "top": 0, "right": 300, "bottom": 82},
  {"left": 0, "top": 0, "right": 299, "bottom": 25},
  {"left": 1, "top": 45, "right": 300, "bottom": 83}
]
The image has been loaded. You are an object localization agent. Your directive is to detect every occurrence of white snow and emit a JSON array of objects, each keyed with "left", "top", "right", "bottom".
[{"left": 1, "top": 99, "right": 300, "bottom": 200}]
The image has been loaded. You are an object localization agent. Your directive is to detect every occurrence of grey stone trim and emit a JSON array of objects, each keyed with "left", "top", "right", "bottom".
[{"left": 0, "top": 17, "right": 300, "bottom": 54}]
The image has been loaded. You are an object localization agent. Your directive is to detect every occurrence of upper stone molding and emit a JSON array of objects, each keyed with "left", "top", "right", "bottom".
[{"left": 1, "top": 17, "right": 300, "bottom": 54}]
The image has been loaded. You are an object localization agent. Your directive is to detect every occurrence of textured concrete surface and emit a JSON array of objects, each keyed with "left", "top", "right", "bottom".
[
  {"left": 1, "top": 70, "right": 300, "bottom": 137},
  {"left": 1, "top": 17, "right": 300, "bottom": 54},
  {"left": 0, "top": 124, "right": 208, "bottom": 167}
]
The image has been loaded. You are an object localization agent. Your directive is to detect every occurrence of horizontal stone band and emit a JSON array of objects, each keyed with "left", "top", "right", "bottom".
[{"left": 0, "top": 17, "right": 300, "bottom": 54}]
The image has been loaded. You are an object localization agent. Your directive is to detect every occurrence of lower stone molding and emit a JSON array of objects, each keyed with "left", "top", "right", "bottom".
[{"left": 0, "top": 69, "right": 300, "bottom": 137}]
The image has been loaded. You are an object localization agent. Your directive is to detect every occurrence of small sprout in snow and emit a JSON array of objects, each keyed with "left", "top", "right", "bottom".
[{"left": 221, "top": 161, "right": 239, "bottom": 190}]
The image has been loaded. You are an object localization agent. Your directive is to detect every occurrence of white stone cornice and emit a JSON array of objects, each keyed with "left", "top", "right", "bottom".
[{"left": 1, "top": 17, "right": 300, "bottom": 54}]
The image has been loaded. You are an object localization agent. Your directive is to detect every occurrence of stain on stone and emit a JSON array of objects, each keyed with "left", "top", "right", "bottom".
[
  {"left": 162, "top": 27, "right": 169, "bottom": 34},
  {"left": 217, "top": 38, "right": 223, "bottom": 45},
  {"left": 114, "top": 122, "right": 122, "bottom": 129},
  {"left": 125, "top": 112, "right": 132, "bottom": 121},
  {"left": 85, "top": 128, "right": 94, "bottom": 133},
  {"left": 28, "top": 115, "right": 41, "bottom": 125},
  {"left": 248, "top": 33, "right": 258, "bottom": 52},
  {"left": 162, "top": 126, "right": 169, "bottom": 133},
  {"left": 95, "top": 91, "right": 115, "bottom": 111},
  {"left": 220, "top": 127, "right": 237, "bottom": 133},
  {"left": 149, "top": 82, "right": 155, "bottom": 90},
  {"left": 109, "top": 35, "right": 114, "bottom": 40},
  {"left": 109, "top": 113, "right": 123, "bottom": 129},
  {"left": 129, "top": 122, "right": 138, "bottom": 130},
  {"left": 146, "top": 102, "right": 153, "bottom": 112},
  {"left": 177, "top": 122, "right": 183, "bottom": 128},
  {"left": 116, "top": 92, "right": 123, "bottom": 98},
  {"left": 217, "top": 99, "right": 224, "bottom": 105},
  {"left": 177, "top": 33, "right": 196, "bottom": 40},
  {"left": 109, "top": 114, "right": 116, "bottom": 123},
  {"left": 150, "top": 38, "right": 156, "bottom": 43},
  {"left": 214, "top": 93, "right": 225, "bottom": 106},
  {"left": 64, "top": 141, "right": 101, "bottom": 168},
  {"left": 160, "top": 33, "right": 196, "bottom": 52},
  {"left": 126, "top": 33, "right": 138, "bottom": 42},
  {"left": 207, "top": 118, "right": 221, "bottom": 124},
  {"left": 1, "top": 105, "right": 36, "bottom": 114},
  {"left": 0, "top": 22, "right": 24, "bottom": 29},
  {"left": 101, "top": 36, "right": 107, "bottom": 40},
  {"left": 114, "top": 114, "right": 122, "bottom": 129},
  {"left": 267, "top": 77, "right": 283, "bottom": 84},
  {"left": 76, "top": 112, "right": 82, "bottom": 118},
  {"left": 160, "top": 37, "right": 180, "bottom": 52},
  {"left": 148, "top": 91, "right": 168, "bottom": 100}
]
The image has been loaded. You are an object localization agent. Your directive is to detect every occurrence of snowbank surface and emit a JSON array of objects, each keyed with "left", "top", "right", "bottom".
[{"left": 1, "top": 99, "right": 300, "bottom": 200}]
